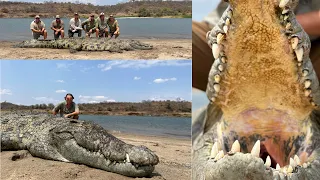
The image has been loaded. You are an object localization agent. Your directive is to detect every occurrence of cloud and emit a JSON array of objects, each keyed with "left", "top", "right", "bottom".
[
  {"left": 33, "top": 97, "right": 59, "bottom": 104},
  {"left": 147, "top": 96, "right": 185, "bottom": 102},
  {"left": 78, "top": 95, "right": 116, "bottom": 103},
  {"left": 133, "top": 76, "right": 141, "bottom": 80},
  {"left": 56, "top": 80, "right": 65, "bottom": 83},
  {"left": 80, "top": 66, "right": 94, "bottom": 73},
  {"left": 56, "top": 62, "right": 75, "bottom": 71},
  {"left": 153, "top": 77, "right": 177, "bottom": 83},
  {"left": 55, "top": 90, "right": 67, "bottom": 93},
  {"left": 97, "top": 60, "right": 191, "bottom": 72},
  {"left": 0, "top": 89, "right": 12, "bottom": 95}
]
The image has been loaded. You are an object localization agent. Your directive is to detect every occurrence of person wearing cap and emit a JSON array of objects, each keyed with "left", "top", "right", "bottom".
[
  {"left": 81, "top": 14, "right": 98, "bottom": 38},
  {"left": 69, "top": 12, "right": 82, "bottom": 38},
  {"left": 95, "top": 12, "right": 109, "bottom": 37},
  {"left": 52, "top": 93, "right": 80, "bottom": 119},
  {"left": 51, "top": 15, "right": 64, "bottom": 40},
  {"left": 107, "top": 14, "right": 120, "bottom": 38},
  {"left": 30, "top": 15, "right": 47, "bottom": 40}
]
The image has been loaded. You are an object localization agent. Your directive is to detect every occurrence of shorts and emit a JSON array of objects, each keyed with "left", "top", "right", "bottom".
[
  {"left": 54, "top": 31, "right": 61, "bottom": 40},
  {"left": 33, "top": 32, "right": 43, "bottom": 39}
]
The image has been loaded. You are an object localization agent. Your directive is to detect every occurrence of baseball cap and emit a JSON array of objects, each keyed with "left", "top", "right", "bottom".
[
  {"left": 35, "top": 15, "right": 40, "bottom": 18},
  {"left": 100, "top": 12, "right": 105, "bottom": 16},
  {"left": 74, "top": 12, "right": 78, "bottom": 15},
  {"left": 56, "top": 15, "right": 60, "bottom": 19}
]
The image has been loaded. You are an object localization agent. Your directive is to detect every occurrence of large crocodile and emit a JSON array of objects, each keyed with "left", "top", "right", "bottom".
[
  {"left": 13, "top": 38, "right": 153, "bottom": 53},
  {"left": 1, "top": 112, "right": 159, "bottom": 177},
  {"left": 193, "top": 0, "right": 320, "bottom": 179}
]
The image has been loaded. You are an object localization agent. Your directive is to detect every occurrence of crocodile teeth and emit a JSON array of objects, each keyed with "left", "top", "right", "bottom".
[
  {"left": 126, "top": 153, "right": 130, "bottom": 163},
  {"left": 221, "top": 57, "right": 227, "bottom": 63},
  {"left": 214, "top": 150, "right": 224, "bottom": 161},
  {"left": 287, "top": 165, "right": 293, "bottom": 173},
  {"left": 311, "top": 101, "right": 317, "bottom": 107},
  {"left": 217, "top": 33, "right": 225, "bottom": 44},
  {"left": 250, "top": 140, "right": 260, "bottom": 157},
  {"left": 223, "top": 25, "right": 229, "bottom": 34},
  {"left": 304, "top": 89, "right": 311, "bottom": 97},
  {"left": 303, "top": 163, "right": 308, "bottom": 168},
  {"left": 265, "top": 155, "right": 271, "bottom": 168},
  {"left": 226, "top": 18, "right": 231, "bottom": 26},
  {"left": 210, "top": 142, "right": 219, "bottom": 159},
  {"left": 213, "top": 84, "right": 220, "bottom": 93},
  {"left": 218, "top": 64, "right": 224, "bottom": 72},
  {"left": 302, "top": 69, "right": 309, "bottom": 77},
  {"left": 304, "top": 80, "right": 312, "bottom": 89},
  {"left": 279, "top": 0, "right": 290, "bottom": 8},
  {"left": 206, "top": 31, "right": 211, "bottom": 40},
  {"left": 212, "top": 44, "right": 220, "bottom": 59},
  {"left": 284, "top": 15, "right": 289, "bottom": 21},
  {"left": 286, "top": 22, "right": 291, "bottom": 30},
  {"left": 291, "top": 37, "right": 299, "bottom": 50},
  {"left": 282, "top": 9, "right": 289, "bottom": 14},
  {"left": 210, "top": 97, "right": 216, "bottom": 102},
  {"left": 276, "top": 164, "right": 281, "bottom": 171},
  {"left": 294, "top": 155, "right": 301, "bottom": 166},
  {"left": 295, "top": 47, "right": 304, "bottom": 62},
  {"left": 230, "top": 140, "right": 240, "bottom": 153},
  {"left": 214, "top": 74, "right": 221, "bottom": 83},
  {"left": 290, "top": 157, "right": 296, "bottom": 169}
]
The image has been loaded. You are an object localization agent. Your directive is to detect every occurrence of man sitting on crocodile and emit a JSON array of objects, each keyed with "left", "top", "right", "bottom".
[
  {"left": 192, "top": 0, "right": 320, "bottom": 179},
  {"left": 53, "top": 93, "right": 79, "bottom": 119}
]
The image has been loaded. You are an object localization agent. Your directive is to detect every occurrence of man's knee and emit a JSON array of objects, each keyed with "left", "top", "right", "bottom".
[{"left": 72, "top": 114, "right": 79, "bottom": 120}]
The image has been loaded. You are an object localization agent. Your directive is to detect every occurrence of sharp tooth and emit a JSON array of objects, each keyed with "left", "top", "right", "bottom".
[
  {"left": 230, "top": 140, "right": 240, "bottom": 153},
  {"left": 218, "top": 64, "right": 224, "bottom": 72},
  {"left": 303, "top": 163, "right": 308, "bottom": 168},
  {"left": 291, "top": 37, "right": 299, "bottom": 50},
  {"left": 206, "top": 31, "right": 211, "bottom": 40},
  {"left": 302, "top": 69, "right": 309, "bottom": 77},
  {"left": 265, "top": 155, "right": 271, "bottom": 168},
  {"left": 250, "top": 140, "right": 260, "bottom": 157},
  {"left": 214, "top": 150, "right": 224, "bottom": 161},
  {"left": 212, "top": 43, "right": 220, "bottom": 59},
  {"left": 294, "top": 155, "right": 301, "bottom": 166},
  {"left": 214, "top": 74, "right": 221, "bottom": 83},
  {"left": 214, "top": 84, "right": 220, "bottom": 93},
  {"left": 298, "top": 63, "right": 302, "bottom": 67},
  {"left": 221, "top": 57, "right": 227, "bottom": 63},
  {"left": 210, "top": 97, "right": 216, "bottom": 102},
  {"left": 279, "top": 0, "right": 290, "bottom": 8},
  {"left": 286, "top": 22, "right": 291, "bottom": 30},
  {"left": 304, "top": 89, "right": 311, "bottom": 97},
  {"left": 311, "top": 101, "right": 317, "bottom": 107},
  {"left": 282, "top": 167, "right": 288, "bottom": 174},
  {"left": 227, "top": 10, "right": 233, "bottom": 18},
  {"left": 226, "top": 18, "right": 231, "bottom": 26},
  {"left": 304, "top": 80, "right": 312, "bottom": 89},
  {"left": 210, "top": 142, "right": 219, "bottom": 159},
  {"left": 126, "top": 153, "right": 130, "bottom": 163},
  {"left": 287, "top": 165, "right": 293, "bottom": 173},
  {"left": 276, "top": 164, "right": 281, "bottom": 171},
  {"left": 295, "top": 47, "right": 303, "bottom": 62},
  {"left": 223, "top": 25, "right": 229, "bottom": 34},
  {"left": 284, "top": 15, "right": 289, "bottom": 21},
  {"left": 217, "top": 33, "right": 225, "bottom": 44},
  {"left": 282, "top": 9, "right": 289, "bottom": 14},
  {"left": 290, "top": 158, "right": 296, "bottom": 168}
]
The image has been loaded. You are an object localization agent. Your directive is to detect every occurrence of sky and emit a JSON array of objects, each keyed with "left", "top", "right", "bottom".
[
  {"left": 0, "top": 60, "right": 192, "bottom": 105},
  {"left": 192, "top": 0, "right": 220, "bottom": 21},
  {"left": 1, "top": 0, "right": 188, "bottom": 5}
]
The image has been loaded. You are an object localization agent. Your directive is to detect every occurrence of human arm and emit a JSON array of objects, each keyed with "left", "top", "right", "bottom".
[
  {"left": 81, "top": 20, "right": 87, "bottom": 32},
  {"left": 52, "top": 102, "right": 62, "bottom": 115},
  {"left": 64, "top": 104, "right": 80, "bottom": 118},
  {"left": 297, "top": 10, "right": 320, "bottom": 36},
  {"left": 114, "top": 21, "right": 120, "bottom": 34}
]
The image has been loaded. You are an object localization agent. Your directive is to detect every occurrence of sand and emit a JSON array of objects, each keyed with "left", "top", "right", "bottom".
[
  {"left": 0, "top": 132, "right": 191, "bottom": 180},
  {"left": 0, "top": 39, "right": 191, "bottom": 60}
]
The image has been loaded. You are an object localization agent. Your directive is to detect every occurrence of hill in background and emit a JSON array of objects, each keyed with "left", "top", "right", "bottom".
[{"left": 0, "top": 1, "right": 192, "bottom": 18}]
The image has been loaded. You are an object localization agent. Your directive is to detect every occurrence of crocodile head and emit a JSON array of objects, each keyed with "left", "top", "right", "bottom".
[{"left": 193, "top": 0, "right": 320, "bottom": 179}]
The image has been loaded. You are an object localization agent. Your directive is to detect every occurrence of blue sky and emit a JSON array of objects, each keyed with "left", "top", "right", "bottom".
[
  {"left": 0, "top": 60, "right": 191, "bottom": 105},
  {"left": 193, "top": 0, "right": 220, "bottom": 21}
]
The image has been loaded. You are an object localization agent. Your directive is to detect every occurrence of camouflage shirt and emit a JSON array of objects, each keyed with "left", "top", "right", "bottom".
[
  {"left": 95, "top": 17, "right": 108, "bottom": 30},
  {"left": 82, "top": 18, "right": 97, "bottom": 31},
  {"left": 107, "top": 20, "right": 119, "bottom": 32},
  {"left": 53, "top": 101, "right": 79, "bottom": 117}
]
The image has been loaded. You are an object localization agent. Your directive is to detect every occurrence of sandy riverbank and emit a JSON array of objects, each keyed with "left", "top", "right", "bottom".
[
  {"left": 0, "top": 132, "right": 191, "bottom": 180},
  {"left": 0, "top": 39, "right": 191, "bottom": 60}
]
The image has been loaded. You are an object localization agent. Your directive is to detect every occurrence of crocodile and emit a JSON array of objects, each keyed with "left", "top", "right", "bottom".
[
  {"left": 193, "top": 0, "right": 320, "bottom": 179},
  {"left": 1, "top": 112, "right": 159, "bottom": 177},
  {"left": 13, "top": 38, "right": 153, "bottom": 53}
]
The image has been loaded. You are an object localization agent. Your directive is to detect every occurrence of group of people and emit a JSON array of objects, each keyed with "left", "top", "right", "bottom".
[{"left": 30, "top": 13, "right": 120, "bottom": 40}]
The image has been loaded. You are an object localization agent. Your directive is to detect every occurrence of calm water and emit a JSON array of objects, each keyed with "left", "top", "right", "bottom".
[
  {"left": 0, "top": 18, "right": 191, "bottom": 41},
  {"left": 79, "top": 114, "right": 191, "bottom": 139}
]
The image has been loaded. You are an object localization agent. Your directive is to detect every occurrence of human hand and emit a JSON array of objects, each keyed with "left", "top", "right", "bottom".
[{"left": 64, "top": 114, "right": 70, "bottom": 118}]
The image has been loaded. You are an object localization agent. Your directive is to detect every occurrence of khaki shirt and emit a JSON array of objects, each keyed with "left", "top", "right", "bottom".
[
  {"left": 51, "top": 20, "right": 64, "bottom": 30},
  {"left": 95, "top": 17, "right": 108, "bottom": 30},
  {"left": 30, "top": 20, "right": 45, "bottom": 31},
  {"left": 107, "top": 20, "right": 119, "bottom": 32},
  {"left": 82, "top": 18, "right": 96, "bottom": 31},
  {"left": 69, "top": 18, "right": 82, "bottom": 30},
  {"left": 53, "top": 101, "right": 79, "bottom": 117}
]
